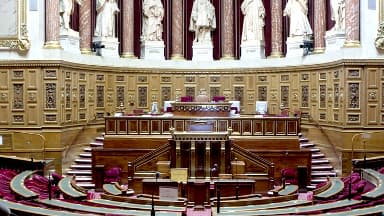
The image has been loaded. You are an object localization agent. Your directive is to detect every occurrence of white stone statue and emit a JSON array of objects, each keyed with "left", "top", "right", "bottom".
[
  {"left": 141, "top": 0, "right": 164, "bottom": 41},
  {"left": 94, "top": 0, "right": 120, "bottom": 38},
  {"left": 329, "top": 0, "right": 345, "bottom": 33},
  {"left": 60, "top": 0, "right": 82, "bottom": 33},
  {"left": 283, "top": 0, "right": 312, "bottom": 37},
  {"left": 241, "top": 0, "right": 265, "bottom": 42},
  {"left": 189, "top": 0, "right": 216, "bottom": 43}
]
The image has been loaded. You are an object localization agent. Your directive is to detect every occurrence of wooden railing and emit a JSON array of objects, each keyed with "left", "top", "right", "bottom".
[
  {"left": 105, "top": 115, "right": 300, "bottom": 136},
  {"left": 127, "top": 143, "right": 172, "bottom": 179}
]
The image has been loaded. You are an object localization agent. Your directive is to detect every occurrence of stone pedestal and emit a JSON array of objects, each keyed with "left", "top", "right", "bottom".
[
  {"left": 325, "top": 31, "right": 346, "bottom": 54},
  {"left": 286, "top": 36, "right": 308, "bottom": 58},
  {"left": 93, "top": 37, "right": 120, "bottom": 58},
  {"left": 240, "top": 40, "right": 265, "bottom": 60},
  {"left": 140, "top": 41, "right": 165, "bottom": 60},
  {"left": 192, "top": 42, "right": 213, "bottom": 61},
  {"left": 60, "top": 30, "right": 80, "bottom": 54}
]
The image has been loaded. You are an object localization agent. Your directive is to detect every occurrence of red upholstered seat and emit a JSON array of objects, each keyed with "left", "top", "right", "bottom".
[
  {"left": 213, "top": 96, "right": 225, "bottom": 102},
  {"left": 104, "top": 167, "right": 122, "bottom": 184},
  {"left": 181, "top": 96, "right": 193, "bottom": 102}
]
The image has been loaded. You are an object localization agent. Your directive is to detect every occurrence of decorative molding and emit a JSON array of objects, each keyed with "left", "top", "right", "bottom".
[
  {"left": 375, "top": 22, "right": 384, "bottom": 49},
  {"left": 0, "top": 0, "right": 30, "bottom": 51}
]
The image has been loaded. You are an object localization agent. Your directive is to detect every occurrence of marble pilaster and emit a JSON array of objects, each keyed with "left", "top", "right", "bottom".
[
  {"left": 44, "top": 0, "right": 61, "bottom": 48},
  {"left": 344, "top": 0, "right": 360, "bottom": 47},
  {"left": 121, "top": 0, "right": 136, "bottom": 58},
  {"left": 221, "top": 0, "right": 234, "bottom": 59},
  {"left": 313, "top": 0, "right": 326, "bottom": 53},
  {"left": 79, "top": 0, "right": 92, "bottom": 54},
  {"left": 270, "top": 0, "right": 284, "bottom": 58},
  {"left": 171, "top": 0, "right": 184, "bottom": 60}
]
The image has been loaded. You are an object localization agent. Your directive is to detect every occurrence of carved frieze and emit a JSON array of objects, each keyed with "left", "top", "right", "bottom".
[
  {"left": 79, "top": 85, "right": 86, "bottom": 108},
  {"left": 319, "top": 85, "right": 326, "bottom": 108},
  {"left": 116, "top": 86, "right": 125, "bottom": 107},
  {"left": 348, "top": 83, "right": 359, "bottom": 109},
  {"left": 210, "top": 76, "right": 220, "bottom": 83},
  {"left": 45, "top": 70, "right": 57, "bottom": 78},
  {"left": 13, "top": 84, "right": 23, "bottom": 109},
  {"left": 281, "top": 86, "right": 289, "bottom": 107},
  {"left": 161, "top": 76, "right": 171, "bottom": 83},
  {"left": 375, "top": 22, "right": 384, "bottom": 49},
  {"left": 65, "top": 84, "right": 71, "bottom": 108},
  {"left": 116, "top": 76, "right": 124, "bottom": 82},
  {"left": 234, "top": 86, "right": 244, "bottom": 105},
  {"left": 13, "top": 115, "right": 23, "bottom": 123},
  {"left": 161, "top": 86, "right": 171, "bottom": 102},
  {"left": 334, "top": 84, "right": 339, "bottom": 108},
  {"left": 258, "top": 86, "right": 267, "bottom": 101},
  {"left": 210, "top": 86, "right": 220, "bottom": 98},
  {"left": 45, "top": 83, "right": 56, "bottom": 109},
  {"left": 301, "top": 85, "right": 309, "bottom": 107},
  {"left": 138, "top": 86, "right": 148, "bottom": 107},
  {"left": 96, "top": 86, "right": 104, "bottom": 108},
  {"left": 138, "top": 76, "right": 148, "bottom": 83},
  {"left": 96, "top": 75, "right": 104, "bottom": 81},
  {"left": 13, "top": 70, "right": 23, "bottom": 79}
]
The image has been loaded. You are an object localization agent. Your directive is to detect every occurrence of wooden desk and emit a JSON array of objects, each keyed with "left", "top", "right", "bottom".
[{"left": 214, "top": 179, "right": 255, "bottom": 197}]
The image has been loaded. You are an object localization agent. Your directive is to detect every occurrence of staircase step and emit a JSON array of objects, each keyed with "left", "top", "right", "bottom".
[
  {"left": 309, "top": 148, "right": 320, "bottom": 152},
  {"left": 299, "top": 138, "right": 309, "bottom": 143},
  {"left": 312, "top": 159, "right": 329, "bottom": 164},
  {"left": 311, "top": 178, "right": 328, "bottom": 184},
  {"left": 307, "top": 185, "right": 318, "bottom": 190},
  {"left": 300, "top": 143, "right": 315, "bottom": 148},
  {"left": 77, "top": 183, "right": 95, "bottom": 189},
  {"left": 95, "top": 136, "right": 104, "bottom": 142},
  {"left": 72, "top": 176, "right": 92, "bottom": 182},
  {"left": 312, "top": 165, "right": 333, "bottom": 171},
  {"left": 311, "top": 171, "right": 337, "bottom": 177},
  {"left": 71, "top": 164, "right": 92, "bottom": 170},
  {"left": 90, "top": 142, "right": 103, "bottom": 147},
  {"left": 84, "top": 147, "right": 92, "bottom": 152},
  {"left": 75, "top": 158, "right": 92, "bottom": 164},
  {"left": 311, "top": 153, "right": 325, "bottom": 158},
  {"left": 79, "top": 153, "right": 92, "bottom": 158},
  {"left": 67, "top": 170, "right": 92, "bottom": 175}
]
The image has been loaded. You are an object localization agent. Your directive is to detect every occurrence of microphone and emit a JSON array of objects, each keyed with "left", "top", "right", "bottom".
[{"left": 155, "top": 171, "right": 160, "bottom": 179}]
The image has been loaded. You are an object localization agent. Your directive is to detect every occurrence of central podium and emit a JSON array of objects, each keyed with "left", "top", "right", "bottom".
[{"left": 171, "top": 102, "right": 232, "bottom": 117}]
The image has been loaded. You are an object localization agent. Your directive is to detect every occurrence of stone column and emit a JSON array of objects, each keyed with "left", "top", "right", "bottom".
[
  {"left": 121, "top": 0, "right": 136, "bottom": 58},
  {"left": 171, "top": 0, "right": 184, "bottom": 60},
  {"left": 344, "top": 0, "right": 360, "bottom": 47},
  {"left": 269, "top": 0, "right": 284, "bottom": 57},
  {"left": 79, "top": 0, "right": 92, "bottom": 54},
  {"left": 44, "top": 0, "right": 61, "bottom": 48},
  {"left": 221, "top": 0, "right": 234, "bottom": 59},
  {"left": 313, "top": 0, "right": 326, "bottom": 53},
  {"left": 205, "top": 141, "right": 211, "bottom": 177}
]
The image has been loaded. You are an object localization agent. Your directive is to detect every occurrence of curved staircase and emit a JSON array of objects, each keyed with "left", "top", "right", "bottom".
[
  {"left": 66, "top": 135, "right": 105, "bottom": 189},
  {"left": 298, "top": 133, "right": 337, "bottom": 190}
]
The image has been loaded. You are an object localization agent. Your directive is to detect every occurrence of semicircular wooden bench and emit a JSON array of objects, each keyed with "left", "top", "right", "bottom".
[
  {"left": 58, "top": 176, "right": 87, "bottom": 199},
  {"left": 0, "top": 198, "right": 81, "bottom": 216},
  {"left": 9, "top": 170, "right": 39, "bottom": 199},
  {"left": 361, "top": 168, "right": 384, "bottom": 200},
  {"left": 89, "top": 198, "right": 187, "bottom": 212},
  {"left": 314, "top": 177, "right": 344, "bottom": 200},
  {"left": 213, "top": 199, "right": 311, "bottom": 214},
  {"left": 38, "top": 199, "right": 182, "bottom": 216},
  {"left": 277, "top": 184, "right": 298, "bottom": 196},
  {"left": 212, "top": 199, "right": 362, "bottom": 216},
  {"left": 100, "top": 193, "right": 187, "bottom": 207},
  {"left": 102, "top": 183, "right": 134, "bottom": 196}
]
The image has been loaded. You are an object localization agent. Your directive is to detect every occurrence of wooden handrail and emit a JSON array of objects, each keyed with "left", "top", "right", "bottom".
[
  {"left": 231, "top": 144, "right": 275, "bottom": 179},
  {"left": 128, "top": 143, "right": 171, "bottom": 178}
]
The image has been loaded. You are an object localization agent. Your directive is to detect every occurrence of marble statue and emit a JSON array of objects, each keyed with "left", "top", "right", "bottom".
[
  {"left": 189, "top": 0, "right": 216, "bottom": 43},
  {"left": 241, "top": 0, "right": 265, "bottom": 42},
  {"left": 329, "top": 0, "right": 345, "bottom": 32},
  {"left": 141, "top": 0, "right": 164, "bottom": 41},
  {"left": 94, "top": 0, "right": 120, "bottom": 38},
  {"left": 60, "top": 0, "right": 82, "bottom": 33},
  {"left": 283, "top": 0, "right": 312, "bottom": 37}
]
